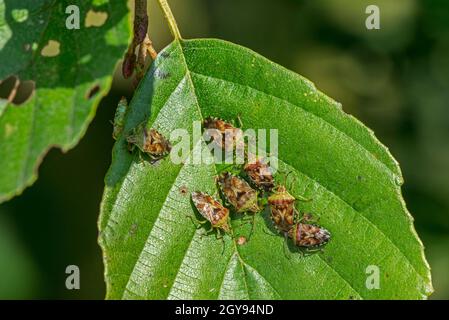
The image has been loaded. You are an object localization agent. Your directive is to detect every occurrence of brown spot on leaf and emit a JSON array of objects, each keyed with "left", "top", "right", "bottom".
[
  {"left": 237, "top": 236, "right": 247, "bottom": 246},
  {"left": 86, "top": 84, "right": 100, "bottom": 99},
  {"left": 85, "top": 10, "right": 108, "bottom": 28},
  {"left": 41, "top": 40, "right": 60, "bottom": 57},
  {"left": 179, "top": 185, "right": 188, "bottom": 196}
]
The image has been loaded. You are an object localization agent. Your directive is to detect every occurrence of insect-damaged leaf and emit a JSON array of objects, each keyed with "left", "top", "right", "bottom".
[
  {"left": 0, "top": 0, "right": 130, "bottom": 202},
  {"left": 99, "top": 39, "right": 433, "bottom": 299}
]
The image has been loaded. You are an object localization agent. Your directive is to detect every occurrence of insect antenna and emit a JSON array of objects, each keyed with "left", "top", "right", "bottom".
[{"left": 282, "top": 171, "right": 312, "bottom": 203}]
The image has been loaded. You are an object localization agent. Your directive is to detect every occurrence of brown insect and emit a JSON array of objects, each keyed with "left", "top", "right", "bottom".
[
  {"left": 191, "top": 191, "right": 231, "bottom": 234},
  {"left": 203, "top": 117, "right": 243, "bottom": 152},
  {"left": 268, "top": 184, "right": 311, "bottom": 233},
  {"left": 126, "top": 122, "right": 172, "bottom": 161},
  {"left": 216, "top": 172, "right": 260, "bottom": 213},
  {"left": 288, "top": 223, "right": 331, "bottom": 248},
  {"left": 267, "top": 185, "right": 297, "bottom": 233},
  {"left": 243, "top": 157, "right": 275, "bottom": 192}
]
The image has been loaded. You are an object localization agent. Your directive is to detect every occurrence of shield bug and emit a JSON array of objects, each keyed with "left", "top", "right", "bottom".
[
  {"left": 216, "top": 172, "right": 260, "bottom": 214},
  {"left": 243, "top": 156, "right": 275, "bottom": 192},
  {"left": 287, "top": 223, "right": 331, "bottom": 248},
  {"left": 191, "top": 191, "right": 231, "bottom": 235},
  {"left": 203, "top": 117, "right": 243, "bottom": 152},
  {"left": 267, "top": 185, "right": 296, "bottom": 233},
  {"left": 268, "top": 184, "right": 311, "bottom": 233},
  {"left": 112, "top": 97, "right": 128, "bottom": 140},
  {"left": 126, "top": 122, "right": 172, "bottom": 161}
]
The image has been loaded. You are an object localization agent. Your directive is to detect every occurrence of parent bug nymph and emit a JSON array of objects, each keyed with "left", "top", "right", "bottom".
[
  {"left": 203, "top": 116, "right": 243, "bottom": 152},
  {"left": 126, "top": 123, "right": 172, "bottom": 160},
  {"left": 243, "top": 156, "right": 274, "bottom": 192},
  {"left": 191, "top": 191, "right": 231, "bottom": 234},
  {"left": 217, "top": 172, "right": 260, "bottom": 213},
  {"left": 288, "top": 223, "right": 331, "bottom": 248},
  {"left": 268, "top": 181, "right": 311, "bottom": 233},
  {"left": 268, "top": 185, "right": 296, "bottom": 233},
  {"left": 112, "top": 97, "right": 128, "bottom": 140}
]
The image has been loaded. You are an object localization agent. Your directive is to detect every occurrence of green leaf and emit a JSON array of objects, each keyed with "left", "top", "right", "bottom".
[
  {"left": 0, "top": 210, "right": 38, "bottom": 299},
  {"left": 99, "top": 39, "right": 433, "bottom": 299},
  {"left": 0, "top": 0, "right": 130, "bottom": 202}
]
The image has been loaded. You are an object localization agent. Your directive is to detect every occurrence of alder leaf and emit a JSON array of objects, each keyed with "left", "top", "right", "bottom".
[
  {"left": 0, "top": 0, "right": 130, "bottom": 202},
  {"left": 99, "top": 39, "right": 433, "bottom": 299}
]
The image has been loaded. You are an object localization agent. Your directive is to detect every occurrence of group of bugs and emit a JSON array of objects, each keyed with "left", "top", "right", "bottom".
[
  {"left": 113, "top": 98, "right": 331, "bottom": 256},
  {"left": 192, "top": 117, "right": 331, "bottom": 254}
]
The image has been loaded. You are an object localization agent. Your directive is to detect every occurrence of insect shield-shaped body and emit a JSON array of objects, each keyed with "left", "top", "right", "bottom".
[
  {"left": 243, "top": 157, "right": 275, "bottom": 192},
  {"left": 191, "top": 192, "right": 231, "bottom": 234},
  {"left": 203, "top": 117, "right": 242, "bottom": 152},
  {"left": 112, "top": 97, "right": 128, "bottom": 140},
  {"left": 217, "top": 172, "right": 260, "bottom": 213},
  {"left": 268, "top": 185, "right": 296, "bottom": 233},
  {"left": 288, "top": 223, "right": 331, "bottom": 248},
  {"left": 126, "top": 123, "right": 172, "bottom": 161}
]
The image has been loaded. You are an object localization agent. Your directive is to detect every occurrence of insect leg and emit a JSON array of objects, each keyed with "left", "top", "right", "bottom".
[
  {"left": 215, "top": 229, "right": 226, "bottom": 255},
  {"left": 186, "top": 214, "right": 206, "bottom": 229},
  {"left": 283, "top": 233, "right": 292, "bottom": 260},
  {"left": 199, "top": 227, "right": 215, "bottom": 240},
  {"left": 149, "top": 155, "right": 163, "bottom": 165},
  {"left": 297, "top": 212, "right": 319, "bottom": 224},
  {"left": 127, "top": 141, "right": 135, "bottom": 153},
  {"left": 296, "top": 194, "right": 312, "bottom": 202},
  {"left": 138, "top": 151, "right": 146, "bottom": 165}
]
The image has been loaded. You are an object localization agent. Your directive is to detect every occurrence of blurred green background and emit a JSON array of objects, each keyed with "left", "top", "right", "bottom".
[{"left": 1, "top": 0, "right": 448, "bottom": 299}]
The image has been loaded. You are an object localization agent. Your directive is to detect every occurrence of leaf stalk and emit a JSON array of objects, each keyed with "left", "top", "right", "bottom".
[{"left": 156, "top": 0, "right": 182, "bottom": 40}]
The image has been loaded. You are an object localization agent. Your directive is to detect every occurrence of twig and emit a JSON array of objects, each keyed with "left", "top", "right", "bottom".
[{"left": 122, "top": 0, "right": 158, "bottom": 82}]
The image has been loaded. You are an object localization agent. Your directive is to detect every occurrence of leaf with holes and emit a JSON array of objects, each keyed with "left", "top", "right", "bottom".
[
  {"left": 99, "top": 39, "right": 433, "bottom": 299},
  {"left": 0, "top": 0, "right": 130, "bottom": 202}
]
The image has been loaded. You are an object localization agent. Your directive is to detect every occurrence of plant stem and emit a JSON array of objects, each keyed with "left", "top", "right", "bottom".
[
  {"left": 134, "top": 0, "right": 149, "bottom": 44},
  {"left": 156, "top": 0, "right": 182, "bottom": 40}
]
